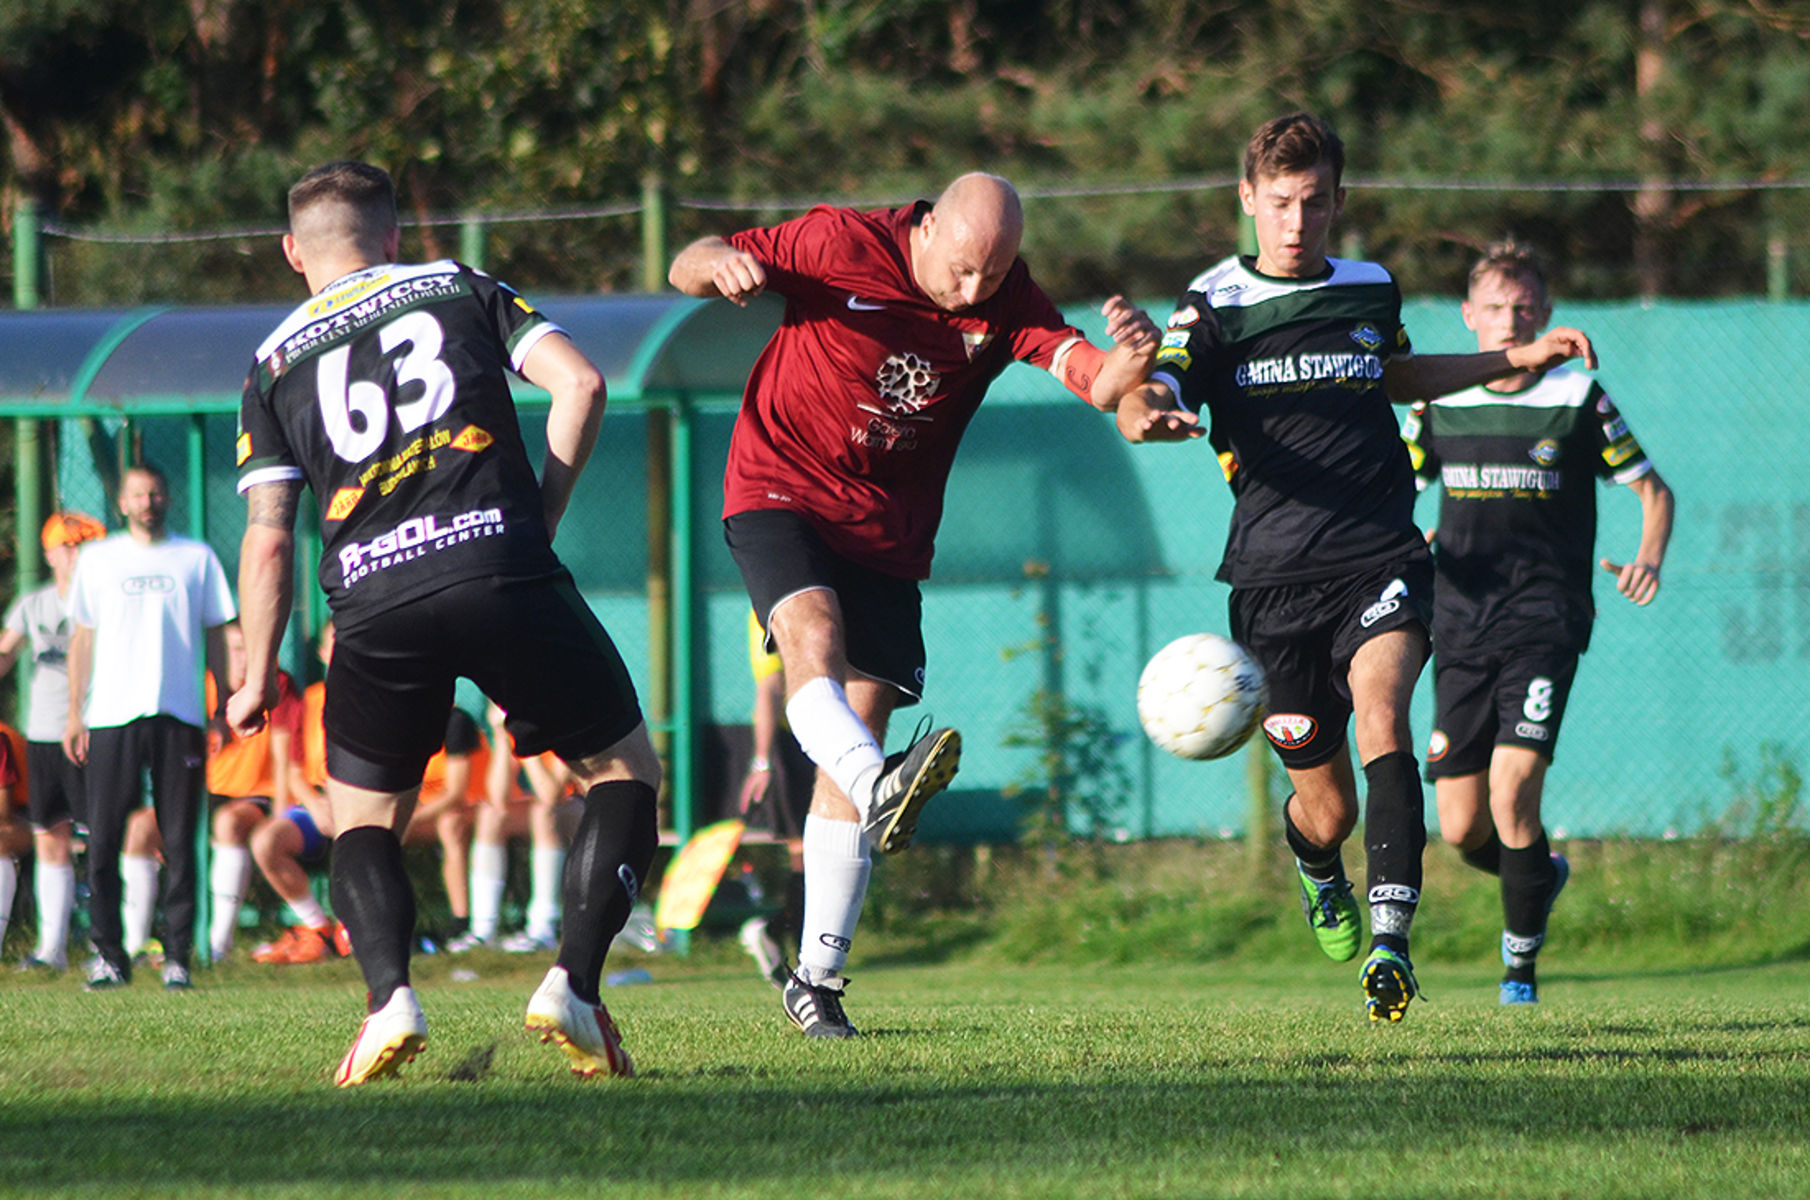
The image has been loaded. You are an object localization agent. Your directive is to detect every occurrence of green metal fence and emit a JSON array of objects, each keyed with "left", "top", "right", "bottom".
[{"left": 2, "top": 295, "right": 1805, "bottom": 846}]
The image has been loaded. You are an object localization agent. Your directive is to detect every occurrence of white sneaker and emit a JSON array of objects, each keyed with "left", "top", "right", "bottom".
[
  {"left": 738, "top": 918, "right": 789, "bottom": 990},
  {"left": 500, "top": 930, "right": 558, "bottom": 954},
  {"left": 444, "top": 931, "right": 490, "bottom": 954},
  {"left": 525, "top": 966, "right": 634, "bottom": 1077},
  {"left": 335, "top": 986, "right": 427, "bottom": 1087}
]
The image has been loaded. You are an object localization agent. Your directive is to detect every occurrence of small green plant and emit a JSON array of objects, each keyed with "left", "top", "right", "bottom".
[
  {"left": 999, "top": 602, "right": 1134, "bottom": 854},
  {"left": 1710, "top": 742, "right": 1806, "bottom": 839}
]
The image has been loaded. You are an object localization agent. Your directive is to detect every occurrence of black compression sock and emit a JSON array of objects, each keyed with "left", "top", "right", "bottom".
[
  {"left": 1500, "top": 832, "right": 1558, "bottom": 965},
  {"left": 329, "top": 826, "right": 417, "bottom": 1012},
  {"left": 1462, "top": 832, "right": 1504, "bottom": 876},
  {"left": 556, "top": 780, "right": 659, "bottom": 1004},
  {"left": 1363, "top": 751, "right": 1427, "bottom": 946}
]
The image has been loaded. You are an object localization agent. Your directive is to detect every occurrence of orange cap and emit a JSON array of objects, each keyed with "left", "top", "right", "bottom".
[{"left": 42, "top": 511, "right": 108, "bottom": 550}]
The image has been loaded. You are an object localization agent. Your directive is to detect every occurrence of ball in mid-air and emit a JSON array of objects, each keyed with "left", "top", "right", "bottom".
[{"left": 1136, "top": 633, "right": 1267, "bottom": 761}]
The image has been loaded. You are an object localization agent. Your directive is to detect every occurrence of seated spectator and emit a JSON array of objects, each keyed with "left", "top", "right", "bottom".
[
  {"left": 247, "top": 620, "right": 348, "bottom": 964},
  {"left": 400, "top": 706, "right": 487, "bottom": 948},
  {"left": 199, "top": 622, "right": 321, "bottom": 962},
  {"left": 451, "top": 703, "right": 580, "bottom": 953}
]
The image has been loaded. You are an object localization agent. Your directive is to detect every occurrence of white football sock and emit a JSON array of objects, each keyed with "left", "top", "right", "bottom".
[
  {"left": 208, "top": 844, "right": 252, "bottom": 959},
  {"left": 527, "top": 846, "right": 565, "bottom": 940},
  {"left": 0, "top": 856, "right": 15, "bottom": 950},
  {"left": 288, "top": 892, "right": 330, "bottom": 929},
  {"left": 121, "top": 854, "right": 160, "bottom": 956},
  {"left": 469, "top": 841, "right": 508, "bottom": 942},
  {"left": 33, "top": 862, "right": 75, "bottom": 966},
  {"left": 784, "top": 677, "right": 885, "bottom": 814},
  {"left": 796, "top": 815, "right": 870, "bottom": 980}
]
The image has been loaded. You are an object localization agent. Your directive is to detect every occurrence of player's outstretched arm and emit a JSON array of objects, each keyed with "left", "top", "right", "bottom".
[
  {"left": 1601, "top": 467, "right": 1674, "bottom": 606},
  {"left": 1079, "top": 295, "right": 1161, "bottom": 412},
  {"left": 1115, "top": 380, "right": 1202, "bottom": 443},
  {"left": 525, "top": 332, "right": 607, "bottom": 541},
  {"left": 1384, "top": 327, "right": 1599, "bottom": 403},
  {"left": 668, "top": 236, "right": 768, "bottom": 306},
  {"left": 229, "top": 480, "right": 302, "bottom": 738}
]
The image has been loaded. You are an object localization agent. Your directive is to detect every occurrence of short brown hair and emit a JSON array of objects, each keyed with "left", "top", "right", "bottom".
[
  {"left": 1468, "top": 238, "right": 1550, "bottom": 307},
  {"left": 1244, "top": 113, "right": 1345, "bottom": 187},
  {"left": 287, "top": 161, "right": 398, "bottom": 242}
]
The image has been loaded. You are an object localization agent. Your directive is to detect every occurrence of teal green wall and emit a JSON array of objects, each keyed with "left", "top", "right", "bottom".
[{"left": 38, "top": 298, "right": 1804, "bottom": 840}]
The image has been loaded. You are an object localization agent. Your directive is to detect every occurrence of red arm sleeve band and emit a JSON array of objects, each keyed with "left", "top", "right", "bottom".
[{"left": 1060, "top": 341, "right": 1106, "bottom": 403}]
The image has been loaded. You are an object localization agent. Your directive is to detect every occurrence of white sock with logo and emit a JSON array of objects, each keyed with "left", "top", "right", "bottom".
[
  {"left": 288, "top": 892, "right": 330, "bottom": 930},
  {"left": 34, "top": 862, "right": 75, "bottom": 966},
  {"left": 527, "top": 846, "right": 565, "bottom": 941},
  {"left": 121, "top": 854, "right": 160, "bottom": 956},
  {"left": 469, "top": 841, "right": 507, "bottom": 942},
  {"left": 797, "top": 815, "right": 870, "bottom": 981},
  {"left": 209, "top": 844, "right": 251, "bottom": 959},
  {"left": 784, "top": 677, "right": 885, "bottom": 816}
]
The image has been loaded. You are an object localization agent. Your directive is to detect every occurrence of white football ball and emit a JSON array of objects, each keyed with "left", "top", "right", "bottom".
[{"left": 1136, "top": 633, "right": 1268, "bottom": 761}]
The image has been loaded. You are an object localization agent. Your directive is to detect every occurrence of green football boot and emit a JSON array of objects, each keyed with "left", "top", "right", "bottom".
[
  {"left": 1294, "top": 861, "right": 1362, "bottom": 962},
  {"left": 1360, "top": 946, "right": 1420, "bottom": 1024}
]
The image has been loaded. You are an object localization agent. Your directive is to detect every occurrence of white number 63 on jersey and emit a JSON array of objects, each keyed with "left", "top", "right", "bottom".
[{"left": 316, "top": 310, "right": 455, "bottom": 462}]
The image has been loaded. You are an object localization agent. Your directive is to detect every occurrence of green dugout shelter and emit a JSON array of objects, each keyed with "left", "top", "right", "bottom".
[{"left": 0, "top": 293, "right": 790, "bottom": 850}]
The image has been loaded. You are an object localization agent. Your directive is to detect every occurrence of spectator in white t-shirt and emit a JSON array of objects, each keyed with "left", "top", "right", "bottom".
[{"left": 65, "top": 465, "right": 235, "bottom": 990}]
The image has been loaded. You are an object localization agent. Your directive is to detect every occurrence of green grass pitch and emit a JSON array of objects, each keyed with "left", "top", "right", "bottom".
[{"left": 3, "top": 948, "right": 1807, "bottom": 1199}]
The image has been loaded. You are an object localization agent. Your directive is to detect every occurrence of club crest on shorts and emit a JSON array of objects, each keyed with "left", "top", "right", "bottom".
[
  {"left": 1263, "top": 712, "right": 1316, "bottom": 749},
  {"left": 1426, "top": 730, "right": 1449, "bottom": 762}
]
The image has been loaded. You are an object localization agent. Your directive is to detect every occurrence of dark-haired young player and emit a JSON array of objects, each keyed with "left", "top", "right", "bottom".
[
  {"left": 1116, "top": 113, "right": 1599, "bottom": 1022},
  {"left": 230, "top": 160, "right": 659, "bottom": 1084},
  {"left": 1402, "top": 240, "right": 1673, "bottom": 1005}
]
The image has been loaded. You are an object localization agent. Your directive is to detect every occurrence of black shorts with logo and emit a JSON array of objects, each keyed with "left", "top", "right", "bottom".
[
  {"left": 724, "top": 509, "right": 926, "bottom": 705},
  {"left": 1425, "top": 646, "right": 1580, "bottom": 779},
  {"left": 1229, "top": 560, "right": 1433, "bottom": 770},
  {"left": 325, "top": 571, "right": 644, "bottom": 792}
]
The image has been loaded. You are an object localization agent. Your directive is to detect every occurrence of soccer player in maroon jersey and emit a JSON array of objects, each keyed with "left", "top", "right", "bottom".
[{"left": 671, "top": 172, "right": 1158, "bottom": 1037}]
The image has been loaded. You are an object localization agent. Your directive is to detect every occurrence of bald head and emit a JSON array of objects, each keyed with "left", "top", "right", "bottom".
[{"left": 910, "top": 172, "right": 1024, "bottom": 311}]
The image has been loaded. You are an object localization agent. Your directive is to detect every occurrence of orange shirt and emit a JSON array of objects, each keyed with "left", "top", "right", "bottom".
[
  {"left": 421, "top": 707, "right": 489, "bottom": 805},
  {"left": 301, "top": 681, "right": 328, "bottom": 789},
  {"left": 206, "top": 673, "right": 302, "bottom": 799}
]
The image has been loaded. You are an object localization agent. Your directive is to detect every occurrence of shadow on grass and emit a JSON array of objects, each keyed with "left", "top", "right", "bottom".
[{"left": 6, "top": 1035, "right": 1808, "bottom": 1191}]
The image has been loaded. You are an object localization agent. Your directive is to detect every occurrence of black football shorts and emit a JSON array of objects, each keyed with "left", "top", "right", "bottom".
[
  {"left": 1425, "top": 646, "right": 1580, "bottom": 779},
  {"left": 1229, "top": 560, "right": 1433, "bottom": 770},
  {"left": 725, "top": 509, "right": 926, "bottom": 705},
  {"left": 325, "top": 571, "right": 644, "bottom": 792}
]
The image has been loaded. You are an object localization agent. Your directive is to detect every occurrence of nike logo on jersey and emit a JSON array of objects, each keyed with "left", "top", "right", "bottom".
[{"left": 846, "top": 295, "right": 886, "bottom": 311}]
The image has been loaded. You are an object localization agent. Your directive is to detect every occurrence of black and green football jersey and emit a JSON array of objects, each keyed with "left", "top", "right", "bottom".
[
  {"left": 1153, "top": 255, "right": 1427, "bottom": 588},
  {"left": 1401, "top": 367, "right": 1653, "bottom": 654},
  {"left": 237, "top": 260, "right": 564, "bottom": 625}
]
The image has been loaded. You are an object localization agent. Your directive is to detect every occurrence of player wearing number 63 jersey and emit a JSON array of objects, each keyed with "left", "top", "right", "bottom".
[
  {"left": 231, "top": 161, "right": 661, "bottom": 1085},
  {"left": 238, "top": 253, "right": 561, "bottom": 616}
]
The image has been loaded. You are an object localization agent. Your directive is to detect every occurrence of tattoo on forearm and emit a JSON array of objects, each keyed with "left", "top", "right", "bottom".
[{"left": 246, "top": 481, "right": 302, "bottom": 530}]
